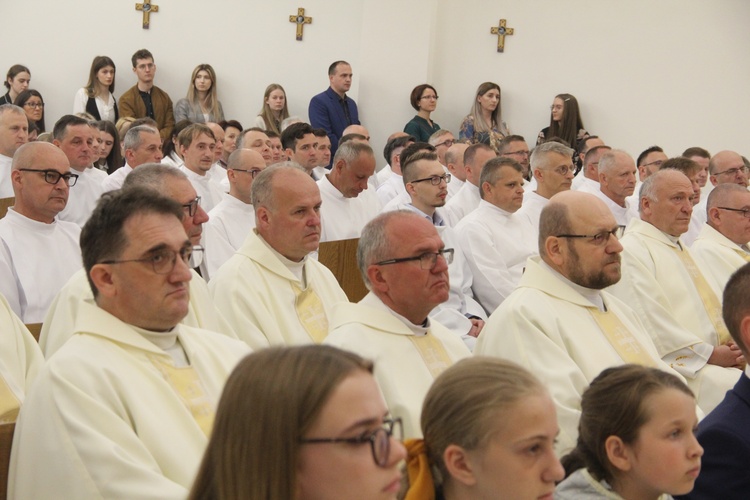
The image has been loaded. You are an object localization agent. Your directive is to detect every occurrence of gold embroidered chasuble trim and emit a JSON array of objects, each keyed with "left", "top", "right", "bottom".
[
  {"left": 671, "top": 246, "right": 731, "bottom": 345},
  {"left": 292, "top": 282, "right": 329, "bottom": 343},
  {"left": 407, "top": 332, "right": 454, "bottom": 378},
  {"left": 588, "top": 308, "right": 658, "bottom": 367},
  {"left": 149, "top": 357, "right": 214, "bottom": 436},
  {"left": 0, "top": 376, "right": 20, "bottom": 423}
]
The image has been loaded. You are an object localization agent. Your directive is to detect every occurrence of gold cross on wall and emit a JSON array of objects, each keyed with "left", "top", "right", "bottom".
[
  {"left": 289, "top": 8, "right": 312, "bottom": 41},
  {"left": 135, "top": 0, "right": 159, "bottom": 29},
  {"left": 490, "top": 19, "right": 514, "bottom": 53}
]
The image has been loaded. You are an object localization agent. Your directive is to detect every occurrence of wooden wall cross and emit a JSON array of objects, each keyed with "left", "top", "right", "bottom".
[
  {"left": 135, "top": 0, "right": 159, "bottom": 29},
  {"left": 490, "top": 19, "right": 514, "bottom": 53},
  {"left": 289, "top": 8, "right": 312, "bottom": 41}
]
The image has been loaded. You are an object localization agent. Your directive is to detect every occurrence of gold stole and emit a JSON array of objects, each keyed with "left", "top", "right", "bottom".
[
  {"left": 408, "top": 332, "right": 453, "bottom": 378},
  {"left": 671, "top": 246, "right": 731, "bottom": 345},
  {"left": 149, "top": 357, "right": 214, "bottom": 437},
  {"left": 588, "top": 307, "right": 658, "bottom": 367},
  {"left": 733, "top": 248, "right": 750, "bottom": 263},
  {"left": 292, "top": 282, "right": 329, "bottom": 344},
  {"left": 0, "top": 376, "right": 20, "bottom": 423}
]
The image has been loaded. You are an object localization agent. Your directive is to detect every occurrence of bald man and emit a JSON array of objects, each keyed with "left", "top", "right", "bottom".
[
  {"left": 692, "top": 184, "right": 750, "bottom": 292},
  {"left": 0, "top": 142, "right": 82, "bottom": 322},
  {"left": 475, "top": 190, "right": 680, "bottom": 455}
]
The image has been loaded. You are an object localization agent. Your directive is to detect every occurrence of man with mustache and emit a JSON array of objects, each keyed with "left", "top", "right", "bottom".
[
  {"left": 475, "top": 191, "right": 679, "bottom": 455},
  {"left": 325, "top": 211, "right": 470, "bottom": 438},
  {"left": 610, "top": 169, "right": 742, "bottom": 414},
  {"left": 210, "top": 164, "right": 348, "bottom": 348}
]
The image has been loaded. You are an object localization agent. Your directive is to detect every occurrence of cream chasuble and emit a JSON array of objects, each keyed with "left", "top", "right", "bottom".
[
  {"left": 210, "top": 230, "right": 348, "bottom": 349},
  {"left": 475, "top": 257, "right": 685, "bottom": 456},
  {"left": 39, "top": 268, "right": 239, "bottom": 358},
  {"left": 9, "top": 302, "right": 249, "bottom": 500},
  {"left": 325, "top": 292, "right": 470, "bottom": 439},
  {"left": 691, "top": 223, "right": 750, "bottom": 293}
]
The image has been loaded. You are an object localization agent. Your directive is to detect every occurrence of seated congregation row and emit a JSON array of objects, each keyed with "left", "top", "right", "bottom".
[
  {"left": 2, "top": 48, "right": 588, "bottom": 157},
  {"left": 1, "top": 50, "right": 749, "bottom": 499}
]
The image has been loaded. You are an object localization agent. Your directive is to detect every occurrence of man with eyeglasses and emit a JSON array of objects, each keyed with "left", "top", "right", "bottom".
[
  {"left": 395, "top": 149, "right": 485, "bottom": 349},
  {"left": 692, "top": 184, "right": 750, "bottom": 293},
  {"left": 476, "top": 190, "right": 682, "bottom": 455},
  {"left": 40, "top": 164, "right": 240, "bottom": 358},
  {"left": 52, "top": 115, "right": 107, "bottom": 227},
  {"left": 10, "top": 187, "right": 249, "bottom": 499},
  {"left": 593, "top": 149, "right": 639, "bottom": 226},
  {"left": 119, "top": 48, "right": 175, "bottom": 140},
  {"left": 692, "top": 150, "right": 750, "bottom": 229},
  {"left": 519, "top": 141, "right": 576, "bottom": 239},
  {"left": 0, "top": 142, "right": 81, "bottom": 322},
  {"left": 326, "top": 211, "right": 470, "bottom": 438},
  {"left": 204, "top": 149, "right": 266, "bottom": 277},
  {"left": 498, "top": 134, "right": 533, "bottom": 183},
  {"left": 210, "top": 164, "right": 348, "bottom": 348},
  {"left": 0, "top": 104, "right": 28, "bottom": 198},
  {"left": 318, "top": 141, "right": 380, "bottom": 242},
  {"left": 610, "top": 169, "right": 741, "bottom": 414},
  {"left": 444, "top": 143, "right": 497, "bottom": 226},
  {"left": 456, "top": 157, "right": 536, "bottom": 315},
  {"left": 102, "top": 125, "right": 163, "bottom": 193},
  {"left": 428, "top": 129, "right": 455, "bottom": 166}
]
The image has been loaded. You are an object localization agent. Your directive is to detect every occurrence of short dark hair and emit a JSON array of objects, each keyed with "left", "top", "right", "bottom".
[
  {"left": 463, "top": 143, "right": 494, "bottom": 168},
  {"left": 723, "top": 263, "right": 750, "bottom": 354},
  {"left": 219, "top": 119, "right": 243, "bottom": 132},
  {"left": 410, "top": 84, "right": 437, "bottom": 111},
  {"left": 80, "top": 187, "right": 184, "bottom": 297},
  {"left": 339, "top": 133, "right": 366, "bottom": 145},
  {"left": 498, "top": 135, "right": 527, "bottom": 154},
  {"left": 383, "top": 135, "right": 415, "bottom": 164},
  {"left": 265, "top": 130, "right": 280, "bottom": 139},
  {"left": 312, "top": 128, "right": 328, "bottom": 139},
  {"left": 280, "top": 122, "right": 314, "bottom": 151},
  {"left": 479, "top": 157, "right": 522, "bottom": 199},
  {"left": 52, "top": 114, "right": 91, "bottom": 141},
  {"left": 328, "top": 61, "right": 349, "bottom": 76},
  {"left": 400, "top": 142, "right": 436, "bottom": 176},
  {"left": 660, "top": 156, "right": 700, "bottom": 177},
  {"left": 402, "top": 151, "right": 439, "bottom": 183},
  {"left": 682, "top": 147, "right": 710, "bottom": 159},
  {"left": 636, "top": 145, "right": 664, "bottom": 167},
  {"left": 178, "top": 123, "right": 214, "bottom": 149},
  {"left": 131, "top": 49, "right": 154, "bottom": 68}
]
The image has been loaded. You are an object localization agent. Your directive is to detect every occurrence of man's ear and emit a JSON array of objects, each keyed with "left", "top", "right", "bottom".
[{"left": 89, "top": 264, "right": 116, "bottom": 299}]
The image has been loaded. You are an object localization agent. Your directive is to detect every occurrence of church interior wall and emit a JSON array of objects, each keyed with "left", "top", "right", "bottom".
[{"left": 4, "top": 0, "right": 748, "bottom": 165}]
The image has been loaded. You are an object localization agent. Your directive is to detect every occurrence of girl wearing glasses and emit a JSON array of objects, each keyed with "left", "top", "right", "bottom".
[
  {"left": 189, "top": 345, "right": 406, "bottom": 500},
  {"left": 15, "top": 89, "right": 46, "bottom": 133},
  {"left": 537, "top": 93, "right": 589, "bottom": 151},
  {"left": 458, "top": 82, "right": 510, "bottom": 153},
  {"left": 404, "top": 84, "right": 442, "bottom": 142},
  {"left": 404, "top": 357, "right": 563, "bottom": 499}
]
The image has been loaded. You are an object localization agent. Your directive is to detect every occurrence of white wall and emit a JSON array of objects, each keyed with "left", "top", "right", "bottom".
[{"left": 4, "top": 0, "right": 749, "bottom": 162}]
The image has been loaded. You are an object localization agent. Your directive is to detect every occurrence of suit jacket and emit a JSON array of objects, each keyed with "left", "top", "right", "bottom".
[
  {"left": 679, "top": 373, "right": 750, "bottom": 499},
  {"left": 308, "top": 87, "right": 359, "bottom": 160},
  {"left": 119, "top": 84, "right": 175, "bottom": 140}
]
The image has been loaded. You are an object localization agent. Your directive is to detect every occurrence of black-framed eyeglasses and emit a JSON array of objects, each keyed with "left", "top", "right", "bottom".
[
  {"left": 17, "top": 168, "right": 78, "bottom": 187},
  {"left": 717, "top": 207, "right": 750, "bottom": 219},
  {"left": 435, "top": 139, "right": 454, "bottom": 148},
  {"left": 410, "top": 174, "right": 451, "bottom": 186},
  {"left": 182, "top": 196, "right": 201, "bottom": 217},
  {"left": 551, "top": 165, "right": 573, "bottom": 176},
  {"left": 714, "top": 166, "right": 749, "bottom": 177},
  {"left": 375, "top": 248, "right": 454, "bottom": 269},
  {"left": 23, "top": 102, "right": 44, "bottom": 109},
  {"left": 641, "top": 159, "right": 664, "bottom": 168},
  {"left": 230, "top": 168, "right": 262, "bottom": 178},
  {"left": 299, "top": 418, "right": 403, "bottom": 468},
  {"left": 101, "top": 245, "right": 204, "bottom": 274},
  {"left": 556, "top": 226, "right": 626, "bottom": 246},
  {"left": 420, "top": 95, "right": 439, "bottom": 101},
  {"left": 504, "top": 149, "right": 530, "bottom": 157}
]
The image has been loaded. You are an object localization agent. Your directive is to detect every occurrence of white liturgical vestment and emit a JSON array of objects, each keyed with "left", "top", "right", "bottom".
[
  {"left": 0, "top": 208, "right": 82, "bottom": 322},
  {"left": 455, "top": 200, "right": 537, "bottom": 315},
  {"left": 58, "top": 166, "right": 107, "bottom": 227},
  {"left": 518, "top": 190, "right": 550, "bottom": 238},
  {"left": 592, "top": 189, "right": 638, "bottom": 227},
  {"left": 376, "top": 172, "right": 406, "bottom": 207},
  {"left": 474, "top": 258, "right": 685, "bottom": 455},
  {"left": 9, "top": 302, "right": 249, "bottom": 500},
  {"left": 318, "top": 174, "right": 381, "bottom": 242},
  {"left": 210, "top": 230, "right": 348, "bottom": 349},
  {"left": 101, "top": 163, "right": 132, "bottom": 193},
  {"left": 446, "top": 176, "right": 464, "bottom": 200},
  {"left": 609, "top": 217, "right": 740, "bottom": 411},
  {"left": 691, "top": 224, "right": 750, "bottom": 293},
  {"left": 204, "top": 195, "right": 256, "bottom": 278},
  {"left": 39, "top": 268, "right": 239, "bottom": 358},
  {"left": 325, "top": 293, "right": 470, "bottom": 439},
  {"left": 574, "top": 176, "right": 600, "bottom": 195},
  {"left": 0, "top": 292, "right": 43, "bottom": 422},
  {"left": 179, "top": 166, "right": 225, "bottom": 212},
  {"left": 443, "top": 182, "right": 480, "bottom": 227},
  {"left": 0, "top": 154, "right": 12, "bottom": 198}
]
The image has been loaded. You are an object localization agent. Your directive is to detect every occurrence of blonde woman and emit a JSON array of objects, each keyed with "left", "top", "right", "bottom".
[
  {"left": 458, "top": 82, "right": 510, "bottom": 153},
  {"left": 253, "top": 83, "right": 289, "bottom": 135},
  {"left": 174, "top": 64, "right": 224, "bottom": 123}
]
